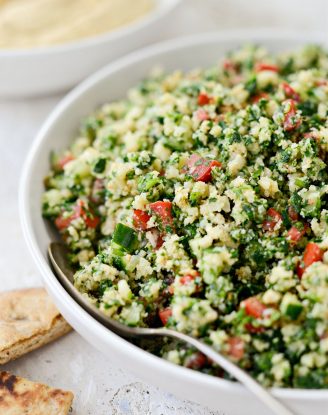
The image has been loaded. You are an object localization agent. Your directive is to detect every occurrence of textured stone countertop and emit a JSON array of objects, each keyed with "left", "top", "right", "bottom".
[{"left": 0, "top": 1, "right": 326, "bottom": 413}]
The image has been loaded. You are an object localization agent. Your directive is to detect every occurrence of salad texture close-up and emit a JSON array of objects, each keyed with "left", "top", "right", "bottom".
[{"left": 42, "top": 44, "right": 328, "bottom": 389}]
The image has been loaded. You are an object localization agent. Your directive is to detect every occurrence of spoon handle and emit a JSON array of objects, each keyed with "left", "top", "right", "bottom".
[{"left": 148, "top": 328, "right": 295, "bottom": 415}]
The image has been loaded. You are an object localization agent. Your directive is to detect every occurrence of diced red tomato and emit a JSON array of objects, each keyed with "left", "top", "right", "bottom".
[
  {"left": 133, "top": 209, "right": 151, "bottom": 231},
  {"left": 297, "top": 242, "right": 324, "bottom": 277},
  {"left": 287, "top": 226, "right": 303, "bottom": 244},
  {"left": 90, "top": 178, "right": 105, "bottom": 204},
  {"left": 287, "top": 224, "right": 308, "bottom": 245},
  {"left": 304, "top": 131, "right": 319, "bottom": 140},
  {"left": 197, "top": 93, "right": 211, "bottom": 106},
  {"left": 304, "top": 132, "right": 314, "bottom": 139},
  {"left": 195, "top": 108, "right": 209, "bottom": 121},
  {"left": 58, "top": 154, "right": 74, "bottom": 170},
  {"left": 296, "top": 262, "right": 304, "bottom": 278},
  {"left": 227, "top": 337, "right": 244, "bottom": 360},
  {"left": 282, "top": 82, "right": 300, "bottom": 102},
  {"left": 243, "top": 297, "right": 266, "bottom": 319},
  {"left": 84, "top": 213, "right": 100, "bottom": 228},
  {"left": 185, "top": 154, "right": 221, "bottom": 182},
  {"left": 168, "top": 273, "right": 201, "bottom": 295},
  {"left": 283, "top": 99, "right": 302, "bottom": 131},
  {"left": 179, "top": 272, "right": 201, "bottom": 293},
  {"left": 55, "top": 200, "right": 99, "bottom": 230},
  {"left": 262, "top": 208, "right": 282, "bottom": 232},
  {"left": 147, "top": 228, "right": 164, "bottom": 250},
  {"left": 255, "top": 63, "right": 279, "bottom": 73},
  {"left": 55, "top": 213, "right": 77, "bottom": 230},
  {"left": 55, "top": 202, "right": 84, "bottom": 230},
  {"left": 251, "top": 92, "right": 269, "bottom": 104},
  {"left": 180, "top": 272, "right": 200, "bottom": 285},
  {"left": 180, "top": 275, "right": 195, "bottom": 285},
  {"left": 149, "top": 201, "right": 174, "bottom": 230},
  {"left": 288, "top": 206, "right": 299, "bottom": 222},
  {"left": 244, "top": 323, "right": 265, "bottom": 334},
  {"left": 315, "top": 79, "right": 328, "bottom": 87},
  {"left": 320, "top": 331, "right": 328, "bottom": 340},
  {"left": 155, "top": 234, "right": 164, "bottom": 249},
  {"left": 185, "top": 352, "right": 207, "bottom": 370},
  {"left": 159, "top": 308, "right": 172, "bottom": 325},
  {"left": 303, "top": 242, "right": 323, "bottom": 268},
  {"left": 168, "top": 284, "right": 174, "bottom": 295},
  {"left": 223, "top": 59, "right": 237, "bottom": 71}
]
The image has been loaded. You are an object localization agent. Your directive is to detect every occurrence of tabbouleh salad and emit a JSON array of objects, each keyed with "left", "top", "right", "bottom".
[{"left": 43, "top": 45, "right": 328, "bottom": 388}]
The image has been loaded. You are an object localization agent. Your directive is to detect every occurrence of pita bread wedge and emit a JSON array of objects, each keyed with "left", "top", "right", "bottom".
[
  {"left": 0, "top": 288, "right": 71, "bottom": 364},
  {"left": 0, "top": 371, "right": 73, "bottom": 415}
]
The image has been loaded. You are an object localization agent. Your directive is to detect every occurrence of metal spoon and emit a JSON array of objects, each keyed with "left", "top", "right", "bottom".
[{"left": 49, "top": 242, "right": 295, "bottom": 415}]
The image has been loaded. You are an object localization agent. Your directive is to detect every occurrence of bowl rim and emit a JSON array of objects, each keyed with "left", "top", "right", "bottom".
[
  {"left": 19, "top": 29, "right": 328, "bottom": 401},
  {"left": 0, "top": 0, "right": 181, "bottom": 57}
]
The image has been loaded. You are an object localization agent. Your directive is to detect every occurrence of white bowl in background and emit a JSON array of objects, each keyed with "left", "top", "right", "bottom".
[
  {"left": 20, "top": 31, "right": 328, "bottom": 415},
  {"left": 0, "top": 0, "right": 181, "bottom": 98}
]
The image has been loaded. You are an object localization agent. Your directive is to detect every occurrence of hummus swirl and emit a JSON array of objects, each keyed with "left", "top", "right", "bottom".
[{"left": 0, "top": 0, "right": 154, "bottom": 48}]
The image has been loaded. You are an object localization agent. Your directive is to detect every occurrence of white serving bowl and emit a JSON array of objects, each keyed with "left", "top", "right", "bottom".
[
  {"left": 0, "top": 0, "right": 181, "bottom": 98},
  {"left": 20, "top": 31, "right": 328, "bottom": 415}
]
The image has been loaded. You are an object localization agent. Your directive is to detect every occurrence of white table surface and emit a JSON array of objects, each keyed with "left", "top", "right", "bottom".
[{"left": 1, "top": 1, "right": 327, "bottom": 414}]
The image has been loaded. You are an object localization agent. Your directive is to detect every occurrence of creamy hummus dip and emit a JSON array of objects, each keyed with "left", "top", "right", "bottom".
[{"left": 0, "top": 0, "right": 154, "bottom": 48}]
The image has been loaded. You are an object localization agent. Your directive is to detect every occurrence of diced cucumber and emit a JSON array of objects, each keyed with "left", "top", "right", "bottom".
[
  {"left": 112, "top": 223, "right": 139, "bottom": 253},
  {"left": 189, "top": 190, "right": 203, "bottom": 206},
  {"left": 281, "top": 293, "right": 303, "bottom": 320},
  {"left": 92, "top": 158, "right": 106, "bottom": 174},
  {"left": 110, "top": 242, "right": 129, "bottom": 271},
  {"left": 285, "top": 303, "right": 303, "bottom": 320}
]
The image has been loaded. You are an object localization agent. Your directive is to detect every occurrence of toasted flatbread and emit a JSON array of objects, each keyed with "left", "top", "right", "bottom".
[
  {"left": 0, "top": 288, "right": 71, "bottom": 364},
  {"left": 0, "top": 371, "right": 73, "bottom": 415}
]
